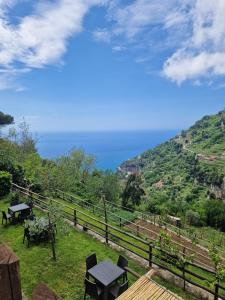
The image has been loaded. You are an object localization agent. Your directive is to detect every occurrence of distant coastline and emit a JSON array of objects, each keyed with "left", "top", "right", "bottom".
[{"left": 36, "top": 130, "right": 180, "bottom": 170}]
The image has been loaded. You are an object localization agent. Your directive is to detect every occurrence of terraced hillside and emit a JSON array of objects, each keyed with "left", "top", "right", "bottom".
[
  {"left": 119, "top": 110, "right": 225, "bottom": 232},
  {"left": 126, "top": 219, "right": 224, "bottom": 272}
]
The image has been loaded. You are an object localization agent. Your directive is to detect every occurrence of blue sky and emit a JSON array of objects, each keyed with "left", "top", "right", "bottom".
[{"left": 0, "top": 0, "right": 225, "bottom": 132}]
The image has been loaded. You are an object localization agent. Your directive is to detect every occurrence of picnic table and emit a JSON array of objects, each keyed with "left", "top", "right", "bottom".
[{"left": 88, "top": 260, "right": 125, "bottom": 300}]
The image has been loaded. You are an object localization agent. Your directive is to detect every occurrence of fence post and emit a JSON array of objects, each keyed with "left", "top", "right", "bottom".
[
  {"left": 119, "top": 218, "right": 122, "bottom": 228},
  {"left": 137, "top": 225, "right": 140, "bottom": 237},
  {"left": 103, "top": 195, "right": 108, "bottom": 244},
  {"left": 48, "top": 213, "right": 56, "bottom": 261},
  {"left": 74, "top": 209, "right": 77, "bottom": 226},
  {"left": 183, "top": 247, "right": 186, "bottom": 291},
  {"left": 214, "top": 284, "right": 219, "bottom": 300},
  {"left": 149, "top": 244, "right": 152, "bottom": 268}
]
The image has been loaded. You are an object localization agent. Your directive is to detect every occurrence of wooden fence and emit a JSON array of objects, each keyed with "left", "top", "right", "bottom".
[
  {"left": 55, "top": 189, "right": 221, "bottom": 272},
  {"left": 12, "top": 183, "right": 225, "bottom": 300}
]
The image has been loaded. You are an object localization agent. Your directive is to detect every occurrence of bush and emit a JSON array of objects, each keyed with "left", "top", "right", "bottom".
[
  {"left": 186, "top": 210, "right": 201, "bottom": 226},
  {"left": 10, "top": 192, "right": 21, "bottom": 206},
  {"left": 0, "top": 171, "right": 12, "bottom": 197}
]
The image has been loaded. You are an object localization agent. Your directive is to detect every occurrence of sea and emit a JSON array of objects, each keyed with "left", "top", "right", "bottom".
[{"left": 36, "top": 130, "right": 179, "bottom": 171}]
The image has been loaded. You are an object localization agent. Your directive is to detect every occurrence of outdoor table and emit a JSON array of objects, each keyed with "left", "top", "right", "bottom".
[
  {"left": 9, "top": 203, "right": 30, "bottom": 214},
  {"left": 87, "top": 260, "right": 125, "bottom": 300},
  {"left": 9, "top": 203, "right": 30, "bottom": 223}
]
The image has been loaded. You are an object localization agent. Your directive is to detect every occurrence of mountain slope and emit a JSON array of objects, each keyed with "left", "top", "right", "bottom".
[{"left": 119, "top": 110, "right": 225, "bottom": 229}]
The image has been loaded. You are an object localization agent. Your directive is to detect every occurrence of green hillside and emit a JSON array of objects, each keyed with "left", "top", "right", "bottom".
[{"left": 120, "top": 110, "right": 225, "bottom": 230}]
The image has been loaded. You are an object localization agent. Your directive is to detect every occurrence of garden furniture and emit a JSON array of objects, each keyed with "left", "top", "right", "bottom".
[
  {"left": 109, "top": 280, "right": 128, "bottom": 299},
  {"left": 18, "top": 208, "right": 32, "bottom": 223},
  {"left": 84, "top": 277, "right": 103, "bottom": 300},
  {"left": 86, "top": 253, "right": 97, "bottom": 279},
  {"left": 8, "top": 203, "right": 30, "bottom": 223},
  {"left": 117, "top": 255, "right": 128, "bottom": 282},
  {"left": 1, "top": 211, "right": 12, "bottom": 225},
  {"left": 87, "top": 260, "right": 125, "bottom": 300}
]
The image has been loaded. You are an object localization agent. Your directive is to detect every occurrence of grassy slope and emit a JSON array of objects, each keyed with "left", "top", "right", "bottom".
[
  {"left": 0, "top": 195, "right": 200, "bottom": 300},
  {"left": 46, "top": 193, "right": 225, "bottom": 297},
  {"left": 0, "top": 196, "right": 145, "bottom": 300},
  {"left": 0, "top": 195, "right": 199, "bottom": 300}
]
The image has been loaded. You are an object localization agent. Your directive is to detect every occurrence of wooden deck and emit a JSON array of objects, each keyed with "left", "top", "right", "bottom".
[{"left": 116, "top": 271, "right": 182, "bottom": 300}]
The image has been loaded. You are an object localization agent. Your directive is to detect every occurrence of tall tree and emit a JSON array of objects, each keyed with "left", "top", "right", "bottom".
[{"left": 122, "top": 173, "right": 145, "bottom": 209}]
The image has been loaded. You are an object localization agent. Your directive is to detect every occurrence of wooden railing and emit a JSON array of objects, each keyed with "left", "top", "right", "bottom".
[
  {"left": 12, "top": 183, "right": 225, "bottom": 300},
  {"left": 55, "top": 189, "right": 219, "bottom": 272}
]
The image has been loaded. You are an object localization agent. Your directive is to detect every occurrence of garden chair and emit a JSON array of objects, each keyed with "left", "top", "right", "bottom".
[
  {"left": 109, "top": 280, "right": 128, "bottom": 299},
  {"left": 117, "top": 255, "right": 128, "bottom": 282},
  {"left": 18, "top": 208, "right": 32, "bottom": 223},
  {"left": 86, "top": 253, "right": 97, "bottom": 279},
  {"left": 84, "top": 277, "right": 103, "bottom": 300},
  {"left": 23, "top": 228, "right": 31, "bottom": 247},
  {"left": 1, "top": 211, "right": 12, "bottom": 225}
]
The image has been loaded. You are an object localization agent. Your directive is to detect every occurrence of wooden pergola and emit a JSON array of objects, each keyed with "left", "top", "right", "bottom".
[{"left": 116, "top": 270, "right": 182, "bottom": 300}]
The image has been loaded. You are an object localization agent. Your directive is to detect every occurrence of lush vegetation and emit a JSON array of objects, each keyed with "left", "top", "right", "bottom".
[
  {"left": 1, "top": 110, "right": 225, "bottom": 299},
  {"left": 120, "top": 110, "right": 225, "bottom": 231}
]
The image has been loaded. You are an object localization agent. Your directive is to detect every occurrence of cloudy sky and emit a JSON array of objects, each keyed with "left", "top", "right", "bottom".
[{"left": 0, "top": 0, "right": 225, "bottom": 131}]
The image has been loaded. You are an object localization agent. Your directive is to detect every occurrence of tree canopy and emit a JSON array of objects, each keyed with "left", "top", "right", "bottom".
[{"left": 0, "top": 111, "right": 14, "bottom": 126}]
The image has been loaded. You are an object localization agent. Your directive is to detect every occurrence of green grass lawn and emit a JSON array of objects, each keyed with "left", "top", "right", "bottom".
[
  {"left": 0, "top": 196, "right": 146, "bottom": 300},
  {"left": 0, "top": 195, "right": 203, "bottom": 300}
]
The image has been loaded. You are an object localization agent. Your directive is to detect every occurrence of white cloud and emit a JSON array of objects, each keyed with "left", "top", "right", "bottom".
[
  {"left": 112, "top": 45, "right": 126, "bottom": 52},
  {"left": 100, "top": 0, "right": 225, "bottom": 85},
  {"left": 93, "top": 28, "right": 111, "bottom": 42},
  {"left": 164, "top": 51, "right": 225, "bottom": 84},
  {"left": 0, "top": 0, "right": 103, "bottom": 90},
  {"left": 0, "top": 68, "right": 30, "bottom": 91},
  {"left": 163, "top": 0, "right": 225, "bottom": 83}
]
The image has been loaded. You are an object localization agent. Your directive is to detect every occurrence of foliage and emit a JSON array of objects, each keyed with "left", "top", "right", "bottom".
[
  {"left": 86, "top": 169, "right": 120, "bottom": 203},
  {"left": 10, "top": 192, "right": 21, "bottom": 206},
  {"left": 122, "top": 173, "right": 145, "bottom": 209},
  {"left": 209, "top": 244, "right": 225, "bottom": 283},
  {"left": 205, "top": 199, "right": 225, "bottom": 232},
  {"left": 0, "top": 171, "right": 12, "bottom": 197},
  {"left": 120, "top": 109, "right": 225, "bottom": 231},
  {"left": 0, "top": 111, "right": 14, "bottom": 126},
  {"left": 24, "top": 217, "right": 49, "bottom": 236},
  {"left": 186, "top": 210, "right": 201, "bottom": 226}
]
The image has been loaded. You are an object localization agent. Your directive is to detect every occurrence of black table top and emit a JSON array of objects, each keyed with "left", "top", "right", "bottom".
[
  {"left": 88, "top": 260, "right": 125, "bottom": 287},
  {"left": 9, "top": 203, "right": 30, "bottom": 213}
]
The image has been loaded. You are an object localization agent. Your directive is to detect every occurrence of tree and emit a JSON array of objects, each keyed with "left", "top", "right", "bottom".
[
  {"left": 122, "top": 173, "right": 145, "bottom": 209},
  {"left": 0, "top": 171, "right": 12, "bottom": 197},
  {"left": 0, "top": 112, "right": 14, "bottom": 127},
  {"left": 86, "top": 170, "right": 120, "bottom": 203},
  {"left": 205, "top": 199, "right": 225, "bottom": 231}
]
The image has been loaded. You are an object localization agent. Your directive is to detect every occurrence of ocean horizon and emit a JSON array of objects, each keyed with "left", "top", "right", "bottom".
[{"left": 36, "top": 130, "right": 180, "bottom": 170}]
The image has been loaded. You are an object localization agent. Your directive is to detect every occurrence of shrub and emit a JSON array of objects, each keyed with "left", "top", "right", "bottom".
[
  {"left": 0, "top": 171, "right": 12, "bottom": 197},
  {"left": 186, "top": 210, "right": 201, "bottom": 226},
  {"left": 10, "top": 192, "right": 21, "bottom": 206}
]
